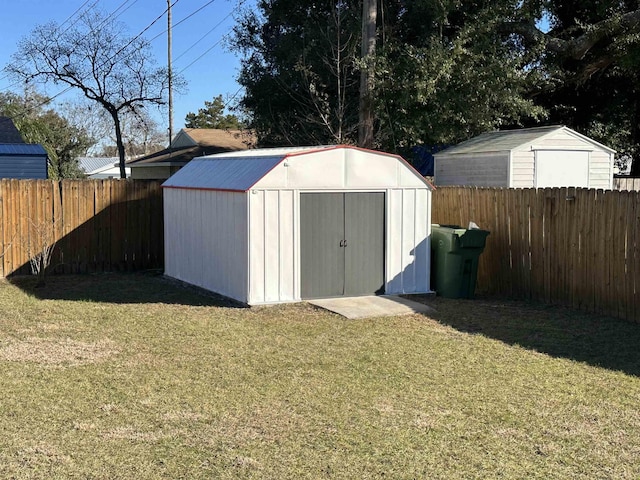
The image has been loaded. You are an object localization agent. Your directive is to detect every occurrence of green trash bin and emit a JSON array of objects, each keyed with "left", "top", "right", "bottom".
[{"left": 431, "top": 224, "right": 490, "bottom": 299}]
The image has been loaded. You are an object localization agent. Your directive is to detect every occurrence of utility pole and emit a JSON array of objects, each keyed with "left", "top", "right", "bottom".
[
  {"left": 167, "top": 0, "right": 174, "bottom": 147},
  {"left": 358, "top": 0, "right": 376, "bottom": 149}
]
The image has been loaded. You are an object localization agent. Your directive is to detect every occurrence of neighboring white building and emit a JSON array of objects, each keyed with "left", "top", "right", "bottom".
[
  {"left": 162, "top": 145, "right": 434, "bottom": 305},
  {"left": 434, "top": 126, "right": 616, "bottom": 189},
  {"left": 78, "top": 157, "right": 129, "bottom": 179}
]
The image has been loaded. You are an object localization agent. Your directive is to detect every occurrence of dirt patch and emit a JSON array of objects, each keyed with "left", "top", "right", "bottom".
[{"left": 0, "top": 337, "right": 118, "bottom": 366}]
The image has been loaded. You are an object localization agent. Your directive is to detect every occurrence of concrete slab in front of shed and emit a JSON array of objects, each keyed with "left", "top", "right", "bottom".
[{"left": 308, "top": 295, "right": 436, "bottom": 319}]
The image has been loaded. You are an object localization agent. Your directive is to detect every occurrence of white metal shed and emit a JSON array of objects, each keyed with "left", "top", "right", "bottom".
[
  {"left": 162, "top": 145, "right": 434, "bottom": 305},
  {"left": 434, "top": 126, "right": 616, "bottom": 189}
]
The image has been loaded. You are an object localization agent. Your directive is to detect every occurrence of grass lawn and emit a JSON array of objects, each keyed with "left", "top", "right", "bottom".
[{"left": 1, "top": 273, "right": 639, "bottom": 479}]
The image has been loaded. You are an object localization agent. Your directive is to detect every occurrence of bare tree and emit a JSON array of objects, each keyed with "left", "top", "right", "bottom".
[
  {"left": 64, "top": 100, "right": 165, "bottom": 158},
  {"left": 7, "top": 10, "right": 173, "bottom": 178}
]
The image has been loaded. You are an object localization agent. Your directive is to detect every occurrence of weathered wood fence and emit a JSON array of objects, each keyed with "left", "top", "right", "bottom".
[
  {"left": 0, "top": 179, "right": 163, "bottom": 277},
  {"left": 432, "top": 187, "right": 640, "bottom": 323},
  {"left": 613, "top": 176, "right": 640, "bottom": 191},
  {"left": 3, "top": 180, "right": 639, "bottom": 322}
]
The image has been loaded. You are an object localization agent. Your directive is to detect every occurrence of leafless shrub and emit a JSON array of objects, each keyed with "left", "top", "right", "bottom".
[{"left": 21, "top": 217, "right": 59, "bottom": 287}]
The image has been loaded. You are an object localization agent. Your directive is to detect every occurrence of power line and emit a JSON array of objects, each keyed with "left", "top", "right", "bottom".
[
  {"left": 173, "top": 10, "right": 233, "bottom": 63},
  {"left": 3, "top": 1, "right": 179, "bottom": 121},
  {"left": 59, "top": 0, "right": 94, "bottom": 27},
  {"left": 172, "top": 0, "right": 217, "bottom": 29},
  {"left": 147, "top": 0, "right": 216, "bottom": 44},
  {"left": 0, "top": 0, "right": 133, "bottom": 89},
  {"left": 0, "top": 0, "right": 100, "bottom": 86},
  {"left": 177, "top": 37, "right": 224, "bottom": 74},
  {"left": 110, "top": 0, "right": 180, "bottom": 60},
  {"left": 107, "top": 0, "right": 139, "bottom": 22}
]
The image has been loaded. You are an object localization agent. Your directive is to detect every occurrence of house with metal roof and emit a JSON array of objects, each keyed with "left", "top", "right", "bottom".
[
  {"left": 434, "top": 126, "right": 616, "bottom": 189},
  {"left": 127, "top": 128, "right": 255, "bottom": 180},
  {"left": 162, "top": 145, "right": 434, "bottom": 305},
  {"left": 0, "top": 116, "right": 48, "bottom": 179},
  {"left": 78, "top": 157, "right": 129, "bottom": 179}
]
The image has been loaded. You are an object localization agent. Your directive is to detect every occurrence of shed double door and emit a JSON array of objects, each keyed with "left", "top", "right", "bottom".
[{"left": 300, "top": 192, "right": 385, "bottom": 299}]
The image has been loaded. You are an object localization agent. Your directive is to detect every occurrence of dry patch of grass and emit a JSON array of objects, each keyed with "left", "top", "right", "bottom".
[
  {"left": 0, "top": 275, "right": 640, "bottom": 479},
  {"left": 0, "top": 337, "right": 118, "bottom": 366}
]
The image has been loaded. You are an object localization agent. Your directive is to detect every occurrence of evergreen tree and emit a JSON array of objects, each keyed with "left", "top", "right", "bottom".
[{"left": 184, "top": 95, "right": 244, "bottom": 129}]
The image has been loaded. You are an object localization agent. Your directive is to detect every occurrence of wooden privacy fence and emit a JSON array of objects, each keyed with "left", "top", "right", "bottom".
[
  {"left": 613, "top": 177, "right": 640, "bottom": 191},
  {"left": 0, "top": 179, "right": 164, "bottom": 277},
  {"left": 432, "top": 187, "right": 640, "bottom": 323}
]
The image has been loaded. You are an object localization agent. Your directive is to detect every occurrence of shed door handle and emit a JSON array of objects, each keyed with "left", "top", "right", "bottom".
[{"left": 339, "top": 239, "right": 348, "bottom": 247}]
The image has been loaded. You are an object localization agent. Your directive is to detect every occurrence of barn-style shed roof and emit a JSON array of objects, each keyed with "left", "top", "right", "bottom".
[
  {"left": 438, "top": 125, "right": 616, "bottom": 156},
  {"left": 162, "top": 145, "right": 431, "bottom": 192}
]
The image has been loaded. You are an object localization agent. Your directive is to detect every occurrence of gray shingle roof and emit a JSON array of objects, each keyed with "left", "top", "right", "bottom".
[
  {"left": 436, "top": 126, "right": 569, "bottom": 155},
  {"left": 437, "top": 125, "right": 616, "bottom": 155}
]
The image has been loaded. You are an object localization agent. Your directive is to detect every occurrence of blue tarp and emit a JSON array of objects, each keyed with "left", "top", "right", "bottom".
[{"left": 411, "top": 145, "right": 449, "bottom": 176}]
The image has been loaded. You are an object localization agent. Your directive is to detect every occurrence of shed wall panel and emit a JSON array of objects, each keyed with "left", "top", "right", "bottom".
[
  {"left": 511, "top": 151, "right": 535, "bottom": 187},
  {"left": 525, "top": 130, "right": 596, "bottom": 150},
  {"left": 287, "top": 153, "right": 346, "bottom": 189},
  {"left": 264, "top": 190, "right": 281, "bottom": 302},
  {"left": 279, "top": 191, "right": 296, "bottom": 299},
  {"left": 589, "top": 151, "right": 613, "bottom": 189},
  {"left": 402, "top": 190, "right": 417, "bottom": 289},
  {"left": 248, "top": 189, "right": 296, "bottom": 304},
  {"left": 248, "top": 191, "right": 266, "bottom": 303},
  {"left": 435, "top": 153, "right": 509, "bottom": 186},
  {"left": 131, "top": 166, "right": 173, "bottom": 180},
  {"left": 0, "top": 156, "right": 47, "bottom": 179},
  {"left": 385, "top": 188, "right": 431, "bottom": 294},
  {"left": 386, "top": 189, "right": 404, "bottom": 294},
  {"left": 345, "top": 152, "right": 395, "bottom": 188},
  {"left": 164, "top": 188, "right": 248, "bottom": 302}
]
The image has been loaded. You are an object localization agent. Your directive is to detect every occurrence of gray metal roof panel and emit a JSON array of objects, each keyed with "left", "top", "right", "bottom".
[
  {"left": 0, "top": 143, "right": 47, "bottom": 155},
  {"left": 162, "top": 155, "right": 284, "bottom": 191},
  {"left": 78, "top": 157, "right": 118, "bottom": 174}
]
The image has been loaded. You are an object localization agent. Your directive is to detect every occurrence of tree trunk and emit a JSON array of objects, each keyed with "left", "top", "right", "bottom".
[
  {"left": 358, "top": 0, "right": 376, "bottom": 149},
  {"left": 110, "top": 110, "right": 127, "bottom": 178}
]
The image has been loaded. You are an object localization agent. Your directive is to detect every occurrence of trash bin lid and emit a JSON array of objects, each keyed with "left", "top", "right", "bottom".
[
  {"left": 432, "top": 224, "right": 490, "bottom": 249},
  {"left": 458, "top": 229, "right": 490, "bottom": 248}
]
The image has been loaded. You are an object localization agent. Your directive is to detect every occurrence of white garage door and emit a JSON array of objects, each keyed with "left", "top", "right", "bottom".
[{"left": 535, "top": 150, "right": 590, "bottom": 188}]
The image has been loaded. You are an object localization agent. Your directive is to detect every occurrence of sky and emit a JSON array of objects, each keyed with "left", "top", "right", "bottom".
[{"left": 0, "top": 0, "right": 252, "bottom": 143}]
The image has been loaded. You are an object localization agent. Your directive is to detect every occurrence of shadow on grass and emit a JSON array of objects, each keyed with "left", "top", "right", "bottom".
[
  {"left": 8, "top": 273, "right": 246, "bottom": 308},
  {"left": 411, "top": 294, "right": 640, "bottom": 377}
]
